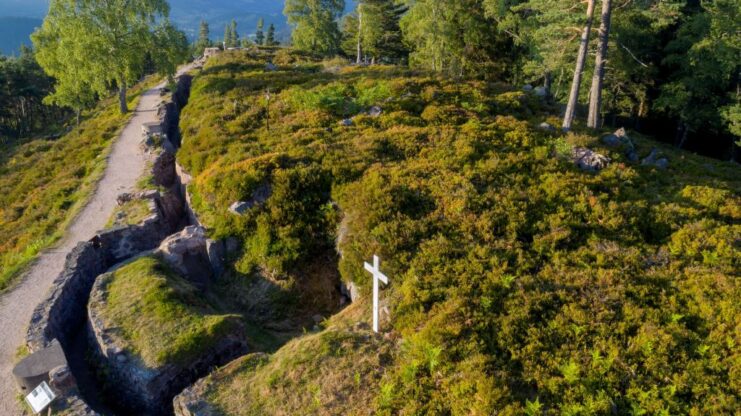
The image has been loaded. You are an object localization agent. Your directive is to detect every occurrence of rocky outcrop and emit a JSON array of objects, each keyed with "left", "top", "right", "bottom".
[
  {"left": 572, "top": 147, "right": 611, "bottom": 172},
  {"left": 157, "top": 226, "right": 217, "bottom": 288},
  {"left": 87, "top": 269, "right": 247, "bottom": 415}
]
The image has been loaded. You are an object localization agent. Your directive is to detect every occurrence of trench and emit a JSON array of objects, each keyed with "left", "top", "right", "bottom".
[{"left": 63, "top": 74, "right": 195, "bottom": 416}]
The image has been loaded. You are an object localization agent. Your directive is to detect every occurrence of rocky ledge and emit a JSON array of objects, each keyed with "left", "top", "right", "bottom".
[{"left": 87, "top": 249, "right": 247, "bottom": 414}]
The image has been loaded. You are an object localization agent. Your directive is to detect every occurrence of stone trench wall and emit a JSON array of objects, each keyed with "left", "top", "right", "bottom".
[{"left": 21, "top": 73, "right": 195, "bottom": 415}]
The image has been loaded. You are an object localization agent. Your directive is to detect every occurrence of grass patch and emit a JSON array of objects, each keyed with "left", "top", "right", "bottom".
[
  {"left": 98, "top": 255, "right": 243, "bottom": 368},
  {"left": 204, "top": 324, "right": 393, "bottom": 415},
  {"left": 0, "top": 76, "right": 159, "bottom": 292}
]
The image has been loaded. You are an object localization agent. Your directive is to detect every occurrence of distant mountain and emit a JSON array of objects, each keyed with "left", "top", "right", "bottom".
[
  {"left": 0, "top": 0, "right": 357, "bottom": 49},
  {"left": 0, "top": 17, "right": 42, "bottom": 56}
]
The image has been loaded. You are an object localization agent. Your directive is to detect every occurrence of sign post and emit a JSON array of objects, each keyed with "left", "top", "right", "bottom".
[
  {"left": 25, "top": 381, "right": 56, "bottom": 414},
  {"left": 364, "top": 254, "right": 389, "bottom": 333}
]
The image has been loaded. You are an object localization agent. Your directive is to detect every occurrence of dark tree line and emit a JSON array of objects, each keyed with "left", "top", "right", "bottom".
[{"left": 0, "top": 46, "right": 68, "bottom": 143}]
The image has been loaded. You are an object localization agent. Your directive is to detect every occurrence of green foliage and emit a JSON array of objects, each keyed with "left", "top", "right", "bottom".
[
  {"left": 32, "top": 0, "right": 189, "bottom": 113},
  {"left": 100, "top": 255, "right": 244, "bottom": 367},
  {"left": 194, "top": 20, "right": 211, "bottom": 56},
  {"left": 284, "top": 0, "right": 345, "bottom": 56},
  {"left": 0, "top": 47, "right": 69, "bottom": 140},
  {"left": 178, "top": 52, "right": 740, "bottom": 415}
]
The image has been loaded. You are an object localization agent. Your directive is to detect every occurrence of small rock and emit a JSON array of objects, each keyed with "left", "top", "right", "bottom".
[
  {"left": 538, "top": 122, "right": 555, "bottom": 132},
  {"left": 312, "top": 314, "right": 324, "bottom": 324},
  {"left": 534, "top": 86, "right": 548, "bottom": 97},
  {"left": 572, "top": 147, "right": 611, "bottom": 172},
  {"left": 655, "top": 158, "right": 669, "bottom": 169},
  {"left": 229, "top": 201, "right": 250, "bottom": 215},
  {"left": 522, "top": 84, "right": 534, "bottom": 92},
  {"left": 340, "top": 118, "right": 354, "bottom": 127},
  {"left": 116, "top": 354, "right": 127, "bottom": 363},
  {"left": 641, "top": 148, "right": 659, "bottom": 165},
  {"left": 265, "top": 62, "right": 277, "bottom": 71},
  {"left": 368, "top": 106, "right": 383, "bottom": 117},
  {"left": 116, "top": 193, "right": 132, "bottom": 206},
  {"left": 626, "top": 150, "right": 639, "bottom": 163}
]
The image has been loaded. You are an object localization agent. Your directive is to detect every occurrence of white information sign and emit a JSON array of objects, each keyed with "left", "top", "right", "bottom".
[
  {"left": 364, "top": 254, "right": 389, "bottom": 333},
  {"left": 25, "top": 381, "right": 56, "bottom": 414}
]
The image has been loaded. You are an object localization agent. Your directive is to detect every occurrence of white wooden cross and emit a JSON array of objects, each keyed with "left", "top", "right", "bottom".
[{"left": 364, "top": 254, "right": 389, "bottom": 333}]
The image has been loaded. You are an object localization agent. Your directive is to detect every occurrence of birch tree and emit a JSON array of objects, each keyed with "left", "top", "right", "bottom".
[{"left": 33, "top": 0, "right": 186, "bottom": 114}]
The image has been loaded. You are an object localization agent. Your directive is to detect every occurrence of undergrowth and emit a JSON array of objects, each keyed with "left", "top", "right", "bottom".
[{"left": 176, "top": 50, "right": 740, "bottom": 415}]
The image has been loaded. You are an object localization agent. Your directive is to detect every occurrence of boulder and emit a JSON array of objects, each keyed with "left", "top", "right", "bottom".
[
  {"left": 534, "top": 86, "right": 548, "bottom": 97},
  {"left": 157, "top": 226, "right": 213, "bottom": 289},
  {"left": 572, "top": 147, "right": 611, "bottom": 172},
  {"left": 229, "top": 201, "right": 250, "bottom": 215},
  {"left": 641, "top": 148, "right": 669, "bottom": 169},
  {"left": 368, "top": 106, "right": 383, "bottom": 117},
  {"left": 228, "top": 183, "right": 271, "bottom": 215}
]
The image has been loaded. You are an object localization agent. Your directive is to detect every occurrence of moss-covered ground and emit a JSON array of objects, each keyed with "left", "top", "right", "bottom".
[
  {"left": 99, "top": 255, "right": 244, "bottom": 368},
  {"left": 176, "top": 50, "right": 739, "bottom": 414},
  {"left": 0, "top": 77, "right": 156, "bottom": 291}
]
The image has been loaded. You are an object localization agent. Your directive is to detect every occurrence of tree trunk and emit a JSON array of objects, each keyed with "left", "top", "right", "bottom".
[
  {"left": 544, "top": 71, "right": 552, "bottom": 97},
  {"left": 562, "top": 0, "right": 596, "bottom": 131},
  {"left": 119, "top": 82, "right": 128, "bottom": 114},
  {"left": 587, "top": 0, "right": 612, "bottom": 129},
  {"left": 356, "top": 6, "right": 363, "bottom": 64},
  {"left": 76, "top": 108, "right": 81, "bottom": 127}
]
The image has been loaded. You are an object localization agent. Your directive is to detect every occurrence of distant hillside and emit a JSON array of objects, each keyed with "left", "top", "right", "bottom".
[
  {"left": 0, "top": 17, "right": 42, "bottom": 56},
  {"left": 0, "top": 0, "right": 356, "bottom": 45}
]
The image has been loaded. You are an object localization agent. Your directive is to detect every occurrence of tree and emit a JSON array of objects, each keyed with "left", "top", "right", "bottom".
[
  {"left": 256, "top": 18, "right": 265, "bottom": 46},
  {"left": 562, "top": 0, "right": 595, "bottom": 131},
  {"left": 587, "top": 0, "right": 612, "bottom": 129},
  {"left": 230, "top": 20, "right": 240, "bottom": 48},
  {"left": 400, "top": 0, "right": 511, "bottom": 77},
  {"left": 266, "top": 23, "right": 278, "bottom": 46},
  {"left": 195, "top": 20, "right": 211, "bottom": 55},
  {"left": 284, "top": 0, "right": 345, "bottom": 55},
  {"left": 32, "top": 0, "right": 187, "bottom": 114},
  {"left": 353, "top": 0, "right": 407, "bottom": 64},
  {"left": 656, "top": 0, "right": 740, "bottom": 149}
]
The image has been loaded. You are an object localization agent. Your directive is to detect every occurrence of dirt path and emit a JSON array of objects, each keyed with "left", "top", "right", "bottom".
[{"left": 0, "top": 67, "right": 192, "bottom": 414}]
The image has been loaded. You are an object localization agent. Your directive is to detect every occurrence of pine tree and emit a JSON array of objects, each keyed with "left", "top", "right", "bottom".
[
  {"left": 358, "top": 0, "right": 407, "bottom": 63},
  {"left": 266, "top": 23, "right": 277, "bottom": 46},
  {"left": 256, "top": 18, "right": 265, "bottom": 46},
  {"left": 230, "top": 20, "right": 240, "bottom": 47},
  {"left": 223, "top": 24, "right": 231, "bottom": 48},
  {"left": 587, "top": 0, "right": 613, "bottom": 129},
  {"left": 195, "top": 20, "right": 211, "bottom": 55}
]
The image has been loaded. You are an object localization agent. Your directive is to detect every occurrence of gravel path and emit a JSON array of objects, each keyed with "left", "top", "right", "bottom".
[{"left": 0, "top": 71, "right": 186, "bottom": 414}]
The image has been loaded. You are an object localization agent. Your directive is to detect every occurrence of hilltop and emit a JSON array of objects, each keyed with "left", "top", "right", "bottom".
[{"left": 168, "top": 50, "right": 739, "bottom": 415}]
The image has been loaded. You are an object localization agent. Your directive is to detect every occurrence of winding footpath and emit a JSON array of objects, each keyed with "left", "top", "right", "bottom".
[{"left": 0, "top": 67, "right": 192, "bottom": 414}]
